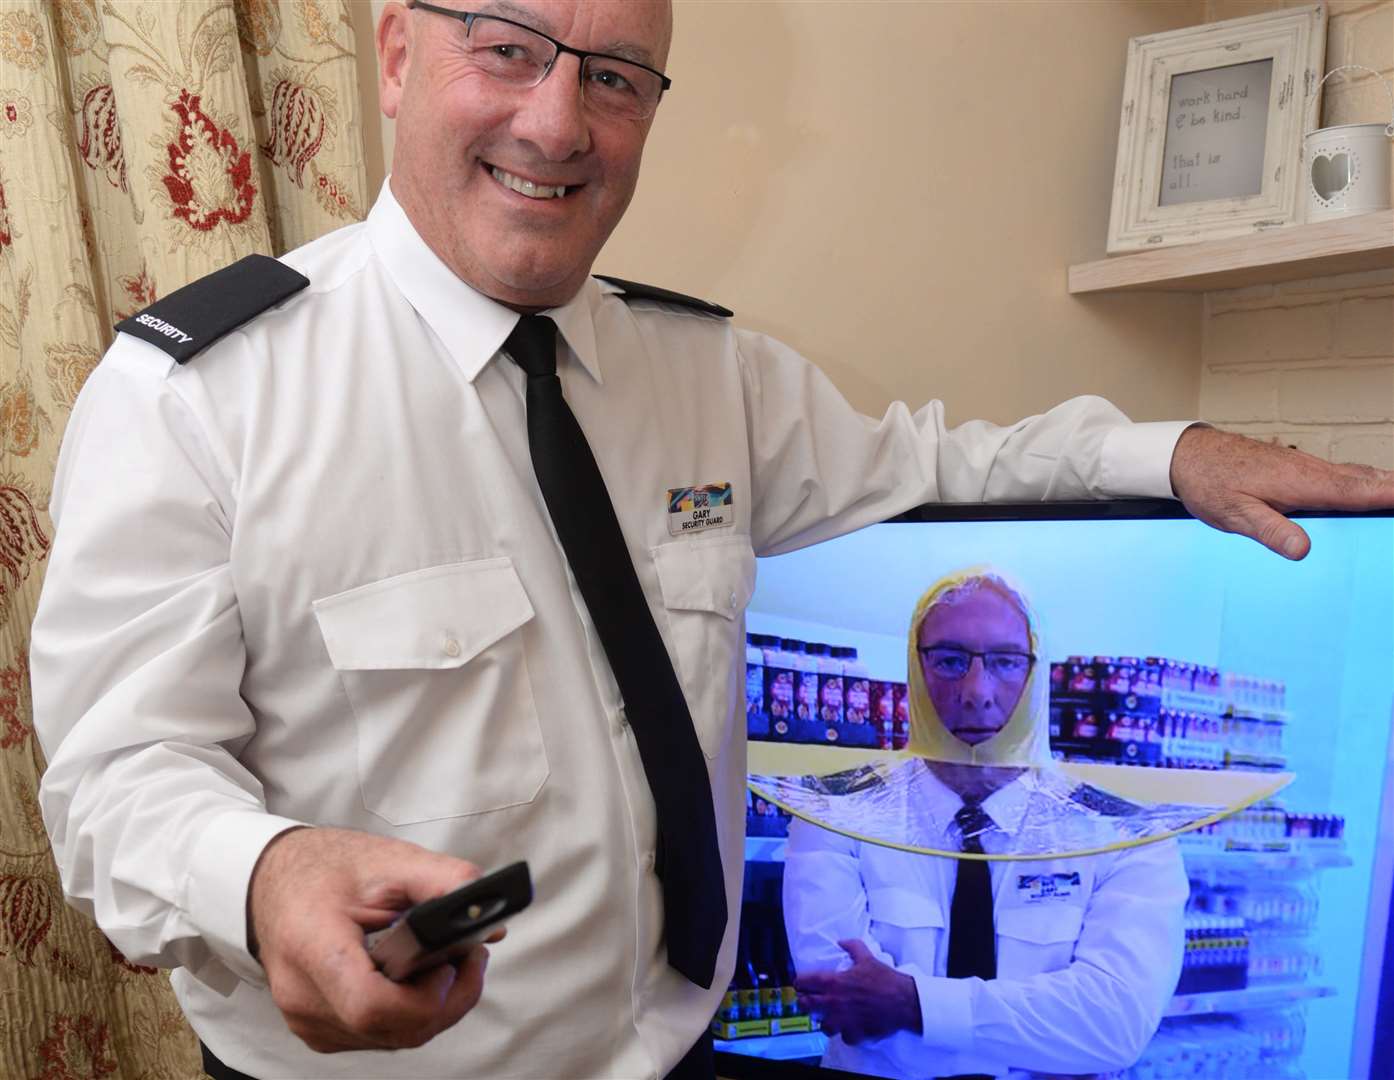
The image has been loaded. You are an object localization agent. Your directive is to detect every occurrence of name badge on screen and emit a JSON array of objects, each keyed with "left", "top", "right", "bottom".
[
  {"left": 667, "top": 483, "right": 735, "bottom": 536},
  {"left": 1017, "top": 871, "right": 1082, "bottom": 902}
]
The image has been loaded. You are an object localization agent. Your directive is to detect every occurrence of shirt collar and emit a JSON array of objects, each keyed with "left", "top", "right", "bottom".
[
  {"left": 913, "top": 763, "right": 1030, "bottom": 841},
  {"left": 367, "top": 179, "right": 606, "bottom": 385}
]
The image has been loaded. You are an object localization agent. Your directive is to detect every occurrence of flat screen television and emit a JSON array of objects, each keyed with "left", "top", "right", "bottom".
[{"left": 715, "top": 500, "right": 1394, "bottom": 1080}]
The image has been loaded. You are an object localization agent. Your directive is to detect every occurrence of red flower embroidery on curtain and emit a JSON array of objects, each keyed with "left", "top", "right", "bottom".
[
  {"left": 35, "top": 1013, "right": 118, "bottom": 1079},
  {"left": 0, "top": 654, "right": 32, "bottom": 750},
  {"left": 261, "top": 79, "right": 325, "bottom": 187},
  {"left": 0, "top": 871, "right": 53, "bottom": 966},
  {"left": 161, "top": 89, "right": 256, "bottom": 232},
  {"left": 77, "top": 82, "right": 127, "bottom": 192},
  {"left": 106, "top": 936, "right": 158, "bottom": 975},
  {"left": 0, "top": 486, "right": 50, "bottom": 634},
  {"left": 114, "top": 263, "right": 157, "bottom": 321},
  {"left": 0, "top": 181, "right": 12, "bottom": 249}
]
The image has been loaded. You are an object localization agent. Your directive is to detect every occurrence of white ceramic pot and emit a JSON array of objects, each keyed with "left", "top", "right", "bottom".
[{"left": 1303, "top": 66, "right": 1394, "bottom": 223}]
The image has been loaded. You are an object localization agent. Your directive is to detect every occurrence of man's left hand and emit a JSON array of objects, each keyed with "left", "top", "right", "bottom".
[
  {"left": 795, "top": 939, "right": 922, "bottom": 1045},
  {"left": 1170, "top": 425, "right": 1394, "bottom": 560}
]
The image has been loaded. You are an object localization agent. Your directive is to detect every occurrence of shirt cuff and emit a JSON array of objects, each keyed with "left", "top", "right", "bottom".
[
  {"left": 1099, "top": 420, "right": 1198, "bottom": 499},
  {"left": 183, "top": 809, "right": 309, "bottom": 988},
  {"left": 909, "top": 967, "right": 975, "bottom": 1053}
]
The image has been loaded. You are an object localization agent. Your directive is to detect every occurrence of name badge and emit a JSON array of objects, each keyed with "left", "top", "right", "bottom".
[
  {"left": 667, "top": 483, "right": 735, "bottom": 536},
  {"left": 1017, "top": 871, "right": 1081, "bottom": 902}
]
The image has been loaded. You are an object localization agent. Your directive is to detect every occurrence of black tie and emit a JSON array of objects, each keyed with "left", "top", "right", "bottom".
[
  {"left": 942, "top": 800, "right": 995, "bottom": 1080},
  {"left": 504, "top": 315, "right": 727, "bottom": 989}
]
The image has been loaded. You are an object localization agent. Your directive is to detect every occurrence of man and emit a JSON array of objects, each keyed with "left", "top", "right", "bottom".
[
  {"left": 28, "top": 2, "right": 1394, "bottom": 1078},
  {"left": 784, "top": 572, "right": 1187, "bottom": 1078}
]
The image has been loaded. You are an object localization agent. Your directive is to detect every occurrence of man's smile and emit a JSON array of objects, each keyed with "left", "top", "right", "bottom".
[{"left": 487, "top": 163, "right": 582, "bottom": 200}]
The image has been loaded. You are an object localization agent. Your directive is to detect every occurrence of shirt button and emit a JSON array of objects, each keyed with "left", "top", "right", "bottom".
[
  {"left": 728, "top": 591, "right": 738, "bottom": 609},
  {"left": 617, "top": 707, "right": 629, "bottom": 731},
  {"left": 443, "top": 637, "right": 462, "bottom": 658},
  {"left": 641, "top": 851, "right": 656, "bottom": 871}
]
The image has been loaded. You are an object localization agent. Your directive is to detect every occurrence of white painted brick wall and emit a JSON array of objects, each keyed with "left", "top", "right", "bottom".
[
  {"left": 1200, "top": 1, "right": 1394, "bottom": 469},
  {"left": 1201, "top": 268, "right": 1393, "bottom": 467}
]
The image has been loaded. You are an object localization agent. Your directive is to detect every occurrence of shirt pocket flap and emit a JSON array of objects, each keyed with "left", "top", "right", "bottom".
[
  {"left": 866, "top": 886, "right": 947, "bottom": 929},
  {"left": 652, "top": 538, "right": 756, "bottom": 621},
  {"left": 995, "top": 904, "right": 1085, "bottom": 945},
  {"left": 312, "top": 558, "right": 535, "bottom": 670}
]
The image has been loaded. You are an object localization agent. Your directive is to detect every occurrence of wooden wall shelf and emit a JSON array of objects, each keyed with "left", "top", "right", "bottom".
[{"left": 1068, "top": 210, "right": 1393, "bottom": 294}]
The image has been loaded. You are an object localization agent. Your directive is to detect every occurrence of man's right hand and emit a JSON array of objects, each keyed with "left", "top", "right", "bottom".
[{"left": 247, "top": 826, "right": 501, "bottom": 1053}]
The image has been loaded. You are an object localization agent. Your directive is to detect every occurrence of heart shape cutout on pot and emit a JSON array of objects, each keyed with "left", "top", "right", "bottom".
[{"left": 1311, "top": 152, "right": 1352, "bottom": 201}]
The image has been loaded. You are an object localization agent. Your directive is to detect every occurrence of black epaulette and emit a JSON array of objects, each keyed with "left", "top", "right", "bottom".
[
  {"left": 114, "top": 254, "right": 309, "bottom": 364},
  {"left": 1069, "top": 783, "right": 1142, "bottom": 818},
  {"left": 594, "top": 275, "right": 732, "bottom": 318}
]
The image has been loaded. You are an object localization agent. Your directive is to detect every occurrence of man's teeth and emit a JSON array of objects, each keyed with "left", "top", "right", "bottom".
[{"left": 491, "top": 166, "right": 568, "bottom": 199}]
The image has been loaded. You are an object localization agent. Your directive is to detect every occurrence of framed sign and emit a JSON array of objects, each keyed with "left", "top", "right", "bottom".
[{"left": 1106, "top": 3, "right": 1327, "bottom": 254}]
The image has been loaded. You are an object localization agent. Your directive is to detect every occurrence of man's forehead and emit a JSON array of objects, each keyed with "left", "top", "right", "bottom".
[
  {"left": 920, "top": 590, "right": 1030, "bottom": 638},
  {"left": 469, "top": 0, "right": 672, "bottom": 66}
]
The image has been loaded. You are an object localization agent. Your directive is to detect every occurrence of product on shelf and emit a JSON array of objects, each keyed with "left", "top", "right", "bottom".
[
  {"left": 1178, "top": 805, "right": 1346, "bottom": 856},
  {"left": 842, "top": 648, "right": 871, "bottom": 727},
  {"left": 746, "top": 634, "right": 885, "bottom": 749},
  {"left": 745, "top": 787, "right": 791, "bottom": 839},
  {"left": 1047, "top": 654, "right": 1288, "bottom": 773},
  {"left": 793, "top": 642, "right": 820, "bottom": 723},
  {"left": 1127, "top": 1009, "right": 1305, "bottom": 1079},
  {"left": 1175, "top": 915, "right": 1249, "bottom": 995},
  {"left": 892, "top": 682, "right": 910, "bottom": 750},
  {"left": 762, "top": 637, "right": 797, "bottom": 737},
  {"left": 713, "top": 910, "right": 815, "bottom": 1040},
  {"left": 816, "top": 646, "right": 845, "bottom": 727}
]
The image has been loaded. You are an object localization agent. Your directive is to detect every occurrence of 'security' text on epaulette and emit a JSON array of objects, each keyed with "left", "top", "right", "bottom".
[
  {"left": 114, "top": 254, "right": 309, "bottom": 364},
  {"left": 594, "top": 275, "right": 732, "bottom": 318}
]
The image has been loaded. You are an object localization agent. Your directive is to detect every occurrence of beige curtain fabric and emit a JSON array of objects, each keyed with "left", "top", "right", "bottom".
[{"left": 0, "top": 1, "right": 368, "bottom": 1074}]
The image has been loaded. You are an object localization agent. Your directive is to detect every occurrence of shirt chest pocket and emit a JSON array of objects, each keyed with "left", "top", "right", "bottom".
[
  {"left": 866, "top": 886, "right": 946, "bottom": 968},
  {"left": 312, "top": 558, "right": 548, "bottom": 825},
  {"left": 651, "top": 537, "right": 757, "bottom": 759},
  {"left": 994, "top": 902, "right": 1086, "bottom": 980}
]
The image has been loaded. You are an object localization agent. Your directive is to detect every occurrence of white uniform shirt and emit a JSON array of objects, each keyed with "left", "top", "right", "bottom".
[
  {"left": 31, "top": 181, "right": 1189, "bottom": 1079},
  {"left": 783, "top": 769, "right": 1189, "bottom": 1079}
]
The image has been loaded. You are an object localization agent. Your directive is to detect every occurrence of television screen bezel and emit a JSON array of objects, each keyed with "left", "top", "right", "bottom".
[{"left": 718, "top": 499, "right": 1394, "bottom": 1080}]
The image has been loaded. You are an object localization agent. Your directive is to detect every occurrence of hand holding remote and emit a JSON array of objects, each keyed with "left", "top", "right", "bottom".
[{"left": 247, "top": 826, "right": 502, "bottom": 1053}]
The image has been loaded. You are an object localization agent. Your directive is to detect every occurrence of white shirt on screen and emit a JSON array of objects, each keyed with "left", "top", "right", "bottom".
[
  {"left": 30, "top": 180, "right": 1189, "bottom": 1079},
  {"left": 783, "top": 767, "right": 1189, "bottom": 1079}
]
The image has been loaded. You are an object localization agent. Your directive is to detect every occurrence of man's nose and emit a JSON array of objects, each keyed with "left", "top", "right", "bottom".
[
  {"left": 511, "top": 55, "right": 592, "bottom": 161},
  {"left": 959, "top": 658, "right": 997, "bottom": 708}
]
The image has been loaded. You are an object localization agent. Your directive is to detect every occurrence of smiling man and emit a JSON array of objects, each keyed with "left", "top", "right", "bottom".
[
  {"left": 385, "top": 0, "right": 672, "bottom": 307},
  {"left": 28, "top": 2, "right": 1394, "bottom": 1079}
]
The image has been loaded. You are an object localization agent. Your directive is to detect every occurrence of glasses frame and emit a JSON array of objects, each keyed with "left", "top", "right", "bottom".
[
  {"left": 407, "top": 1, "right": 673, "bottom": 112},
  {"left": 917, "top": 647, "right": 1037, "bottom": 682}
]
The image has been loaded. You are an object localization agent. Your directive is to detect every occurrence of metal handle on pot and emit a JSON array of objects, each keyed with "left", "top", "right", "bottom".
[{"left": 1306, "top": 65, "right": 1394, "bottom": 139}]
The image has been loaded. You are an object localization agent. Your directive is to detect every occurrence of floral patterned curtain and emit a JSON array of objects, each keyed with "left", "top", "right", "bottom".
[{"left": 0, "top": 1, "right": 369, "bottom": 1074}]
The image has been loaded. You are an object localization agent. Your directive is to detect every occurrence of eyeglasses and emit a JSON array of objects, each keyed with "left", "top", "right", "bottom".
[
  {"left": 918, "top": 647, "right": 1036, "bottom": 682},
  {"left": 407, "top": 2, "right": 672, "bottom": 120}
]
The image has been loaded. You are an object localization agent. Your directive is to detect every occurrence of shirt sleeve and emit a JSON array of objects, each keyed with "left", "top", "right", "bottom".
[
  {"left": 734, "top": 329, "right": 1192, "bottom": 557},
  {"left": 30, "top": 338, "right": 305, "bottom": 993},
  {"left": 783, "top": 820, "right": 972, "bottom": 1059},
  {"left": 918, "top": 840, "right": 1189, "bottom": 1073}
]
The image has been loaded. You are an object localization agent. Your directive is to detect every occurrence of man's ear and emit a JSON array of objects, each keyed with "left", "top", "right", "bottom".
[{"left": 377, "top": 2, "right": 412, "bottom": 120}]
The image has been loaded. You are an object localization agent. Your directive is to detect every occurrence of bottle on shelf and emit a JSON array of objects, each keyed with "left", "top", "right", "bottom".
[
  {"left": 763, "top": 637, "right": 798, "bottom": 738},
  {"left": 816, "top": 645, "right": 845, "bottom": 727},
  {"left": 745, "top": 633, "right": 765, "bottom": 721},
  {"left": 842, "top": 648, "right": 871, "bottom": 727}
]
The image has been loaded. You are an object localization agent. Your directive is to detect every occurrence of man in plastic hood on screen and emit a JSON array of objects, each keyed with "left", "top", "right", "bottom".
[{"left": 781, "top": 570, "right": 1195, "bottom": 1078}]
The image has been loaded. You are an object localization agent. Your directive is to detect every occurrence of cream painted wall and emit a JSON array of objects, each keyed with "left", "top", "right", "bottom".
[{"left": 351, "top": 0, "right": 1209, "bottom": 426}]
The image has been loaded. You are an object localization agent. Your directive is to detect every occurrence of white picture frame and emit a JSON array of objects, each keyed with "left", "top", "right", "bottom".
[{"left": 1106, "top": 3, "right": 1327, "bottom": 254}]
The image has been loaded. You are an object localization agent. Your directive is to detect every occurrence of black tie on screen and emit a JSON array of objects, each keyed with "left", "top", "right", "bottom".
[
  {"left": 504, "top": 315, "right": 728, "bottom": 989},
  {"left": 941, "top": 800, "right": 996, "bottom": 1080}
]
